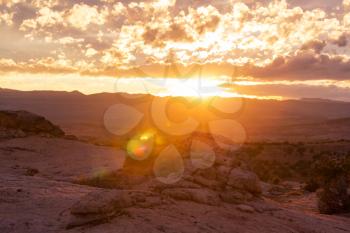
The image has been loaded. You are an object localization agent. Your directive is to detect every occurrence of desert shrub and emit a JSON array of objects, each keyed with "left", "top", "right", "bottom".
[
  {"left": 239, "top": 144, "right": 264, "bottom": 159},
  {"left": 293, "top": 160, "right": 311, "bottom": 177},
  {"left": 277, "top": 164, "right": 293, "bottom": 178},
  {"left": 311, "top": 154, "right": 350, "bottom": 214},
  {"left": 308, "top": 147, "right": 315, "bottom": 154},
  {"left": 304, "top": 179, "right": 319, "bottom": 192},
  {"left": 311, "top": 155, "right": 350, "bottom": 183},
  {"left": 283, "top": 146, "right": 294, "bottom": 155},
  {"left": 249, "top": 160, "right": 293, "bottom": 183},
  {"left": 25, "top": 168, "right": 39, "bottom": 176},
  {"left": 296, "top": 145, "right": 306, "bottom": 156},
  {"left": 272, "top": 176, "right": 281, "bottom": 185},
  {"left": 317, "top": 175, "right": 350, "bottom": 214}
]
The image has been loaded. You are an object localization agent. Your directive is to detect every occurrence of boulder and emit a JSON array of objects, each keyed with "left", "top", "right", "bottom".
[
  {"left": 227, "top": 168, "right": 262, "bottom": 195},
  {"left": 68, "top": 190, "right": 162, "bottom": 229},
  {"left": 70, "top": 190, "right": 131, "bottom": 215}
]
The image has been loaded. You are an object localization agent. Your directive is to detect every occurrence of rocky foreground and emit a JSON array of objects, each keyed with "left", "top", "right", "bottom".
[{"left": 0, "top": 111, "right": 349, "bottom": 233}]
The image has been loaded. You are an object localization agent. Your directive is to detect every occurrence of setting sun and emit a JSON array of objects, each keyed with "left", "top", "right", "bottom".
[{"left": 1, "top": 1, "right": 350, "bottom": 232}]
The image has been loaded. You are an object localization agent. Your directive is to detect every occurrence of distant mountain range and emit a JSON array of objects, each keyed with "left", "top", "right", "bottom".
[{"left": 1, "top": 88, "right": 350, "bottom": 142}]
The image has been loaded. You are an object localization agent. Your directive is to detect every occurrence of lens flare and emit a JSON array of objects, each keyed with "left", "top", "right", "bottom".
[
  {"left": 153, "top": 145, "right": 184, "bottom": 184},
  {"left": 126, "top": 131, "right": 156, "bottom": 161},
  {"left": 190, "top": 139, "right": 216, "bottom": 169}
]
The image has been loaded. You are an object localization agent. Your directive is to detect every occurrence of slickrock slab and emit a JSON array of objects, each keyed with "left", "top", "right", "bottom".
[{"left": 67, "top": 190, "right": 163, "bottom": 229}]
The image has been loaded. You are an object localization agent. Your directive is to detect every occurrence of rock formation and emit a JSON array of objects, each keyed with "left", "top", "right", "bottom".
[
  {"left": 68, "top": 133, "right": 264, "bottom": 229},
  {"left": 0, "top": 110, "right": 65, "bottom": 139}
]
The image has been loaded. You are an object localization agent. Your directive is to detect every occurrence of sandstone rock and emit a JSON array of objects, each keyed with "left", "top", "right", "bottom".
[
  {"left": 216, "top": 165, "right": 231, "bottom": 179},
  {"left": 71, "top": 190, "right": 161, "bottom": 216},
  {"left": 213, "top": 149, "right": 232, "bottom": 166},
  {"left": 236, "top": 204, "right": 255, "bottom": 213},
  {"left": 268, "top": 185, "right": 288, "bottom": 196},
  {"left": 64, "top": 134, "right": 78, "bottom": 140},
  {"left": 227, "top": 168, "right": 262, "bottom": 195},
  {"left": 260, "top": 182, "right": 274, "bottom": 196},
  {"left": 193, "top": 174, "right": 220, "bottom": 188},
  {"left": 68, "top": 190, "right": 162, "bottom": 229},
  {"left": 162, "top": 188, "right": 220, "bottom": 206},
  {"left": 66, "top": 211, "right": 118, "bottom": 229},
  {"left": 68, "top": 190, "right": 126, "bottom": 229},
  {"left": 197, "top": 167, "right": 217, "bottom": 180},
  {"left": 189, "top": 189, "right": 220, "bottom": 206},
  {"left": 220, "top": 189, "right": 253, "bottom": 204},
  {"left": 151, "top": 179, "right": 201, "bottom": 191},
  {"left": 281, "top": 181, "right": 302, "bottom": 190},
  {"left": 183, "top": 159, "right": 199, "bottom": 176},
  {"left": 0, "top": 110, "right": 64, "bottom": 138},
  {"left": 24, "top": 168, "right": 39, "bottom": 176},
  {"left": 70, "top": 190, "right": 129, "bottom": 215},
  {"left": 161, "top": 188, "right": 193, "bottom": 201}
]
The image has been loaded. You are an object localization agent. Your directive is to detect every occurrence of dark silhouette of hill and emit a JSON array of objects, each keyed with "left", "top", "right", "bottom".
[{"left": 1, "top": 88, "right": 350, "bottom": 142}]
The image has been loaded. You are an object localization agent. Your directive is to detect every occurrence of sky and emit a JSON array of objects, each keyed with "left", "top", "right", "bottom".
[{"left": 0, "top": 0, "right": 350, "bottom": 100}]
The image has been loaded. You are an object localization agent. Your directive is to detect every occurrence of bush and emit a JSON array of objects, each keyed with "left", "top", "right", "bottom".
[
  {"left": 311, "top": 155, "right": 350, "bottom": 214},
  {"left": 317, "top": 175, "right": 350, "bottom": 214},
  {"left": 304, "top": 179, "right": 319, "bottom": 192}
]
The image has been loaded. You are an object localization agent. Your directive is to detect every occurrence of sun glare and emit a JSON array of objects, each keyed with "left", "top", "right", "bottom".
[{"left": 0, "top": 72, "right": 284, "bottom": 100}]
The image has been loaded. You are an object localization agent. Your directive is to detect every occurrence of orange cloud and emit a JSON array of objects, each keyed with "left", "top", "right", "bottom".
[{"left": 0, "top": 0, "right": 349, "bottom": 81}]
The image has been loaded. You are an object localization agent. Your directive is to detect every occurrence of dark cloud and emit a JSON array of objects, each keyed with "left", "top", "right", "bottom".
[
  {"left": 101, "top": 51, "right": 350, "bottom": 81},
  {"left": 12, "top": 3, "right": 36, "bottom": 26},
  {"left": 143, "top": 23, "right": 194, "bottom": 47},
  {"left": 242, "top": 51, "right": 350, "bottom": 80},
  {"left": 301, "top": 40, "right": 326, "bottom": 54},
  {"left": 332, "top": 33, "right": 348, "bottom": 47},
  {"left": 232, "top": 82, "right": 350, "bottom": 102},
  {"left": 287, "top": 0, "right": 343, "bottom": 11}
]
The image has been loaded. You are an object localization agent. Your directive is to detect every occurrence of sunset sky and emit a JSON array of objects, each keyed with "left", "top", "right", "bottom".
[{"left": 1, "top": 0, "right": 350, "bottom": 100}]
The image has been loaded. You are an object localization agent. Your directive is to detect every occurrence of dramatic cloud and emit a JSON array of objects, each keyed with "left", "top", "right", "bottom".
[
  {"left": 0, "top": 0, "right": 350, "bottom": 99},
  {"left": 229, "top": 79, "right": 350, "bottom": 101},
  {"left": 241, "top": 51, "right": 350, "bottom": 80}
]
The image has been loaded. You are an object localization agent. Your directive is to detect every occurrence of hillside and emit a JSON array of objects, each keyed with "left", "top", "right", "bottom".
[{"left": 1, "top": 89, "right": 350, "bottom": 143}]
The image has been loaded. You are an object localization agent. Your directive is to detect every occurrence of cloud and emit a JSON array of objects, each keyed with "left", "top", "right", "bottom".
[
  {"left": 0, "top": 0, "right": 25, "bottom": 8},
  {"left": 0, "top": 11, "right": 13, "bottom": 25},
  {"left": 230, "top": 79, "right": 350, "bottom": 101},
  {"left": 66, "top": 3, "right": 107, "bottom": 30},
  {"left": 0, "top": 0, "right": 350, "bottom": 82},
  {"left": 20, "top": 6, "right": 63, "bottom": 30},
  {"left": 332, "top": 33, "right": 348, "bottom": 47},
  {"left": 85, "top": 47, "right": 98, "bottom": 57},
  {"left": 241, "top": 51, "right": 350, "bottom": 80},
  {"left": 301, "top": 40, "right": 326, "bottom": 53},
  {"left": 343, "top": 0, "right": 350, "bottom": 7}
]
